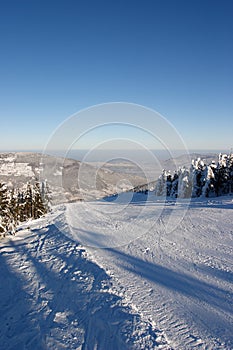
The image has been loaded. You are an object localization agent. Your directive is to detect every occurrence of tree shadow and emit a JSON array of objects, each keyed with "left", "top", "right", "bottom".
[
  {"left": 196, "top": 263, "right": 233, "bottom": 284},
  {"left": 68, "top": 225, "right": 110, "bottom": 248},
  {"left": 1, "top": 225, "right": 158, "bottom": 349},
  {"left": 0, "top": 251, "right": 46, "bottom": 350},
  {"left": 107, "top": 248, "right": 233, "bottom": 316}
]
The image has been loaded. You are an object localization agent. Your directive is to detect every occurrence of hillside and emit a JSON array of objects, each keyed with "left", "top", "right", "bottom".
[{"left": 0, "top": 152, "right": 146, "bottom": 203}]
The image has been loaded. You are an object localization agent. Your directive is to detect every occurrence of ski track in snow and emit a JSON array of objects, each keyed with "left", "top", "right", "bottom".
[
  {"left": 0, "top": 196, "right": 233, "bottom": 349},
  {"left": 65, "top": 197, "right": 233, "bottom": 350},
  {"left": 0, "top": 211, "right": 164, "bottom": 350}
]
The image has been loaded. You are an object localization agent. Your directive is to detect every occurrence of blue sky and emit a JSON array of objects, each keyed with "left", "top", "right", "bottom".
[{"left": 0, "top": 0, "right": 232, "bottom": 151}]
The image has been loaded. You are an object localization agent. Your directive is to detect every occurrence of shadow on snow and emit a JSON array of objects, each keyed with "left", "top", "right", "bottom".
[
  {"left": 107, "top": 248, "right": 233, "bottom": 316},
  {"left": 0, "top": 225, "right": 158, "bottom": 350}
]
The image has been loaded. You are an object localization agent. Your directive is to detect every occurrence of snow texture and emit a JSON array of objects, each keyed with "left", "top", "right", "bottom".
[{"left": 0, "top": 195, "right": 232, "bottom": 349}]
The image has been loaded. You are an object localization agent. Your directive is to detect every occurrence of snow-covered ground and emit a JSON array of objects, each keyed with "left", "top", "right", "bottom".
[{"left": 0, "top": 195, "right": 232, "bottom": 349}]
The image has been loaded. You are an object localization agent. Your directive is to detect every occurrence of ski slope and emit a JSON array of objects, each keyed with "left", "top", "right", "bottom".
[{"left": 0, "top": 195, "right": 232, "bottom": 349}]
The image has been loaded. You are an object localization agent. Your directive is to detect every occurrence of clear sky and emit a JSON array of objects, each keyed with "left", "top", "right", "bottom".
[{"left": 0, "top": 0, "right": 232, "bottom": 152}]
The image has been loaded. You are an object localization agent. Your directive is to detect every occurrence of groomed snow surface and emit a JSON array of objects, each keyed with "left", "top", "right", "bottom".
[{"left": 0, "top": 194, "right": 232, "bottom": 349}]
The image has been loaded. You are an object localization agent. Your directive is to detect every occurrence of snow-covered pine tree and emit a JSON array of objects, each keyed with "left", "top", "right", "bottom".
[
  {"left": 40, "top": 180, "right": 51, "bottom": 211},
  {"left": 24, "top": 183, "right": 34, "bottom": 219},
  {"left": 228, "top": 153, "right": 233, "bottom": 194},
  {"left": 191, "top": 158, "right": 206, "bottom": 197},
  {"left": 0, "top": 180, "right": 50, "bottom": 237},
  {"left": 215, "top": 153, "right": 229, "bottom": 196},
  {"left": 9, "top": 188, "right": 19, "bottom": 225},
  {"left": 155, "top": 169, "right": 167, "bottom": 197},
  {"left": 0, "top": 183, "right": 7, "bottom": 233},
  {"left": 166, "top": 171, "right": 172, "bottom": 197},
  {"left": 17, "top": 191, "right": 26, "bottom": 222},
  {"left": 201, "top": 162, "right": 216, "bottom": 197},
  {"left": 155, "top": 153, "right": 233, "bottom": 200},
  {"left": 0, "top": 183, "right": 12, "bottom": 233},
  {"left": 33, "top": 181, "right": 47, "bottom": 219},
  {"left": 169, "top": 171, "right": 178, "bottom": 198},
  {"left": 177, "top": 167, "right": 192, "bottom": 198}
]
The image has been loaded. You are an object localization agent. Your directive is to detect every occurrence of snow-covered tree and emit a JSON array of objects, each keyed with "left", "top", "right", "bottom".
[
  {"left": 201, "top": 163, "right": 216, "bottom": 197},
  {"left": 41, "top": 180, "right": 51, "bottom": 211},
  {"left": 166, "top": 172, "right": 172, "bottom": 197},
  {"left": 155, "top": 169, "right": 167, "bottom": 197},
  {"left": 0, "top": 183, "right": 11, "bottom": 233},
  {"left": 191, "top": 158, "right": 206, "bottom": 197},
  {"left": 170, "top": 172, "right": 179, "bottom": 198},
  {"left": 9, "top": 188, "right": 20, "bottom": 226},
  {"left": 33, "top": 181, "right": 47, "bottom": 219},
  {"left": 155, "top": 152, "right": 233, "bottom": 199},
  {"left": 215, "top": 154, "right": 230, "bottom": 196},
  {"left": 24, "top": 183, "right": 33, "bottom": 219},
  {"left": 0, "top": 181, "right": 49, "bottom": 236},
  {"left": 228, "top": 153, "right": 233, "bottom": 193},
  {"left": 178, "top": 167, "right": 192, "bottom": 198},
  {"left": 17, "top": 191, "right": 26, "bottom": 222}
]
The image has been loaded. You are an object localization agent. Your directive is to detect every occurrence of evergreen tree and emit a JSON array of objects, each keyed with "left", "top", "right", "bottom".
[
  {"left": 201, "top": 163, "right": 216, "bottom": 197},
  {"left": 9, "top": 188, "right": 19, "bottom": 225},
  {"left": 24, "top": 183, "right": 33, "bottom": 219},
  {"left": 0, "top": 183, "right": 11, "bottom": 233},
  {"left": 155, "top": 170, "right": 167, "bottom": 197},
  {"left": 0, "top": 181, "right": 49, "bottom": 237},
  {"left": 191, "top": 158, "right": 206, "bottom": 197},
  {"left": 228, "top": 153, "right": 233, "bottom": 193},
  {"left": 155, "top": 152, "right": 233, "bottom": 199},
  {"left": 170, "top": 172, "right": 179, "bottom": 198},
  {"left": 17, "top": 191, "right": 26, "bottom": 222},
  {"left": 178, "top": 167, "right": 192, "bottom": 198},
  {"left": 166, "top": 172, "right": 172, "bottom": 197},
  {"left": 41, "top": 180, "right": 51, "bottom": 211},
  {"left": 215, "top": 154, "right": 230, "bottom": 196},
  {"left": 33, "top": 181, "right": 47, "bottom": 219}
]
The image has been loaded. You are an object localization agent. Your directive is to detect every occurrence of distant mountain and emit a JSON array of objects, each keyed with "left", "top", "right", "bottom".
[
  {"left": 0, "top": 152, "right": 42, "bottom": 188},
  {"left": 0, "top": 151, "right": 221, "bottom": 203},
  {"left": 162, "top": 152, "right": 218, "bottom": 173},
  {"left": 0, "top": 152, "right": 147, "bottom": 203}
]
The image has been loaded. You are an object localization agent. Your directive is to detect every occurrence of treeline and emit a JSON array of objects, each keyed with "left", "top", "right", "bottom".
[
  {"left": 155, "top": 153, "right": 233, "bottom": 198},
  {"left": 0, "top": 181, "right": 50, "bottom": 235}
]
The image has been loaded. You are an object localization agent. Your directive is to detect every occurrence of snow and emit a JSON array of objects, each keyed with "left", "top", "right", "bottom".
[
  {"left": 0, "top": 195, "right": 232, "bottom": 349},
  {"left": 0, "top": 162, "right": 35, "bottom": 177}
]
